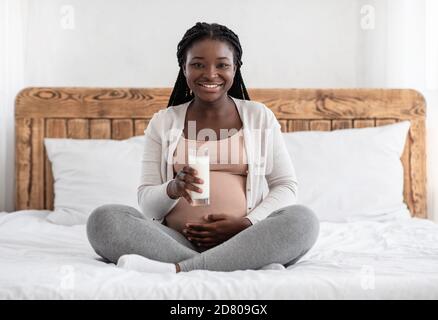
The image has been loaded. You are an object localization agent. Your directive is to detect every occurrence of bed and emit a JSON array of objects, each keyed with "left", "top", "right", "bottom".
[{"left": 1, "top": 87, "right": 437, "bottom": 299}]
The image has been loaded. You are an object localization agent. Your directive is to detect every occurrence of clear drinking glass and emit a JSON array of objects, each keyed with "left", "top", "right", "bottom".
[{"left": 188, "top": 146, "right": 210, "bottom": 206}]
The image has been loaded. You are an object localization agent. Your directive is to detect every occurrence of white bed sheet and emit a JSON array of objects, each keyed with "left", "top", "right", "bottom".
[{"left": 0, "top": 210, "right": 437, "bottom": 300}]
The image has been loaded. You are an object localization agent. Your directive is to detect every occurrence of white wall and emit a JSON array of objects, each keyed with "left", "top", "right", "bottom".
[
  {"left": 1, "top": 0, "right": 27, "bottom": 215},
  {"left": 23, "top": 0, "right": 359, "bottom": 87},
  {"left": 1, "top": 0, "right": 437, "bottom": 222}
]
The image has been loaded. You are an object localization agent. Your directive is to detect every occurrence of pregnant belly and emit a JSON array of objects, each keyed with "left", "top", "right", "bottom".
[{"left": 165, "top": 171, "right": 247, "bottom": 233}]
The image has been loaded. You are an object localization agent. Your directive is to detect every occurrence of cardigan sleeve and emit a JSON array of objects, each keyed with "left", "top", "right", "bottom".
[
  {"left": 137, "top": 112, "right": 180, "bottom": 221},
  {"left": 245, "top": 111, "right": 298, "bottom": 225}
]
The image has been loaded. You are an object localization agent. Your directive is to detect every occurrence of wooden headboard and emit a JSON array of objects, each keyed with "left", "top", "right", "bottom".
[{"left": 15, "top": 88, "right": 427, "bottom": 218}]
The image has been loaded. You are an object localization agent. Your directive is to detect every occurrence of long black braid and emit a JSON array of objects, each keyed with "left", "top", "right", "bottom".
[{"left": 167, "top": 22, "right": 251, "bottom": 107}]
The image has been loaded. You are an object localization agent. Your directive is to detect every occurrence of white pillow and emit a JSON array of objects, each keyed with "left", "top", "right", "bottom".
[
  {"left": 44, "top": 136, "right": 144, "bottom": 225},
  {"left": 282, "top": 121, "right": 411, "bottom": 222}
]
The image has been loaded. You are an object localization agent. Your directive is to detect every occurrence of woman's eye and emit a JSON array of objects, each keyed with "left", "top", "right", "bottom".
[{"left": 191, "top": 63, "right": 230, "bottom": 69}]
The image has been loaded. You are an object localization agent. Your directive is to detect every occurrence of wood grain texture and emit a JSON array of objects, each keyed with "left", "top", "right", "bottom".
[
  {"left": 31, "top": 118, "right": 45, "bottom": 209},
  {"left": 409, "top": 119, "right": 427, "bottom": 217},
  {"left": 15, "top": 118, "right": 32, "bottom": 210},
  {"left": 15, "top": 87, "right": 427, "bottom": 218},
  {"left": 15, "top": 87, "right": 172, "bottom": 118},
  {"left": 15, "top": 118, "right": 45, "bottom": 210},
  {"left": 248, "top": 88, "right": 425, "bottom": 119},
  {"left": 310, "top": 120, "right": 331, "bottom": 131},
  {"left": 332, "top": 119, "right": 353, "bottom": 130},
  {"left": 353, "top": 119, "right": 375, "bottom": 128},
  {"left": 67, "top": 119, "right": 89, "bottom": 138},
  {"left": 289, "top": 120, "right": 310, "bottom": 131},
  {"left": 134, "top": 119, "right": 150, "bottom": 136},
  {"left": 90, "top": 119, "right": 111, "bottom": 139},
  {"left": 376, "top": 119, "right": 397, "bottom": 126},
  {"left": 112, "top": 119, "right": 133, "bottom": 140}
]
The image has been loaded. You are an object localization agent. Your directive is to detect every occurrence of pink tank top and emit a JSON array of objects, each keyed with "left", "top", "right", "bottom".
[{"left": 164, "top": 128, "right": 248, "bottom": 233}]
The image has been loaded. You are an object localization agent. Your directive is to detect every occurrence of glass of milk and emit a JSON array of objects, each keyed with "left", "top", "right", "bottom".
[{"left": 188, "top": 146, "right": 210, "bottom": 206}]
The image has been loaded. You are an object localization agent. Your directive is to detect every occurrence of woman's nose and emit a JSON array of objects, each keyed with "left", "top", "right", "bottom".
[{"left": 204, "top": 65, "right": 219, "bottom": 79}]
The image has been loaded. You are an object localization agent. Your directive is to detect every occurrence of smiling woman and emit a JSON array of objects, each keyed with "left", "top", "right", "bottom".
[
  {"left": 86, "top": 22, "right": 319, "bottom": 274},
  {"left": 183, "top": 39, "right": 235, "bottom": 100},
  {"left": 168, "top": 22, "right": 250, "bottom": 107}
]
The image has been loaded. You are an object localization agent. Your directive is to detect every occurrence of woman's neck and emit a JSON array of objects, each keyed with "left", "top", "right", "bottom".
[{"left": 191, "top": 95, "right": 233, "bottom": 117}]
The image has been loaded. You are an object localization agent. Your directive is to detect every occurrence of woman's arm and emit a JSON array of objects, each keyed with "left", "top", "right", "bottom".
[
  {"left": 137, "top": 113, "right": 179, "bottom": 221},
  {"left": 245, "top": 117, "right": 298, "bottom": 225}
]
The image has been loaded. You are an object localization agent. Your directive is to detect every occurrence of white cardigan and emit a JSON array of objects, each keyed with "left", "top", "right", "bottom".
[{"left": 137, "top": 95, "right": 298, "bottom": 225}]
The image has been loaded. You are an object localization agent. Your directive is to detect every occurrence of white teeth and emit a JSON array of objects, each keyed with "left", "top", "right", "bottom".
[{"left": 199, "top": 83, "right": 222, "bottom": 88}]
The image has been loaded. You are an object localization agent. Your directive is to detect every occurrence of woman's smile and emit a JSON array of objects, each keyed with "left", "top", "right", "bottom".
[{"left": 197, "top": 82, "right": 224, "bottom": 92}]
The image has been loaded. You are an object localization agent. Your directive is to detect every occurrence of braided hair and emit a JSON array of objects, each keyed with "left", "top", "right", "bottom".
[{"left": 167, "top": 22, "right": 250, "bottom": 107}]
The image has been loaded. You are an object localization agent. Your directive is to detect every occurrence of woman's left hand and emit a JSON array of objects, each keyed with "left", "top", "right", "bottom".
[{"left": 183, "top": 214, "right": 252, "bottom": 248}]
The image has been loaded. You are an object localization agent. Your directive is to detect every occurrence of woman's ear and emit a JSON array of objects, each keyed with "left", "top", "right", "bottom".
[{"left": 182, "top": 65, "right": 187, "bottom": 77}]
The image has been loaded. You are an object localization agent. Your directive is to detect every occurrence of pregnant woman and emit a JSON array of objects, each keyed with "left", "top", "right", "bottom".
[{"left": 86, "top": 22, "right": 319, "bottom": 273}]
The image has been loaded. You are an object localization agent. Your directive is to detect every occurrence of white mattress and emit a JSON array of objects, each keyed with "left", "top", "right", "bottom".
[{"left": 0, "top": 210, "right": 438, "bottom": 300}]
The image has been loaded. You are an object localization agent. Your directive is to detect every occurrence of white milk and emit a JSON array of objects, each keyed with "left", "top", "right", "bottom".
[{"left": 188, "top": 150, "right": 210, "bottom": 206}]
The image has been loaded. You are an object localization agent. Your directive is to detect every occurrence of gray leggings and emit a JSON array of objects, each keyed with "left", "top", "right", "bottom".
[{"left": 86, "top": 204, "right": 319, "bottom": 272}]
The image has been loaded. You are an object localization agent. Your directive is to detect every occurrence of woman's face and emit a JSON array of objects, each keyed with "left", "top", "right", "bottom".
[{"left": 183, "top": 38, "right": 237, "bottom": 103}]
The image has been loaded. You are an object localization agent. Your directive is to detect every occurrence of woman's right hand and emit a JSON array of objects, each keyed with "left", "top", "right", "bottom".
[{"left": 166, "top": 165, "right": 204, "bottom": 204}]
